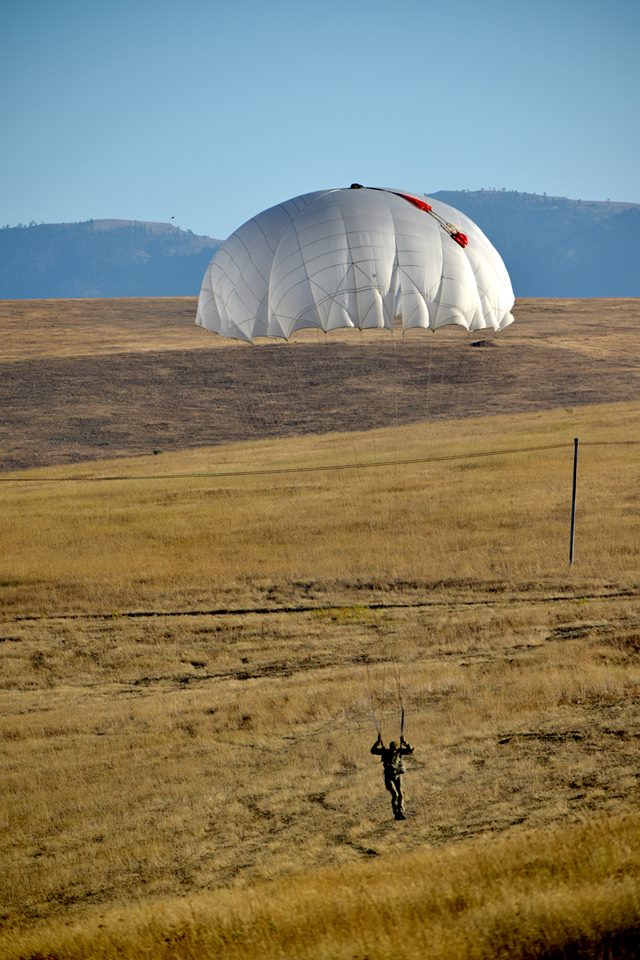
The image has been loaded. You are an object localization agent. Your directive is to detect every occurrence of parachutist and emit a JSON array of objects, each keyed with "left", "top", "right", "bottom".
[{"left": 371, "top": 734, "right": 414, "bottom": 820}]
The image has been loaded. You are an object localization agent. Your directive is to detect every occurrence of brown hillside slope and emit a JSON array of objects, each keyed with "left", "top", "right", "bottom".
[{"left": 1, "top": 297, "right": 638, "bottom": 471}]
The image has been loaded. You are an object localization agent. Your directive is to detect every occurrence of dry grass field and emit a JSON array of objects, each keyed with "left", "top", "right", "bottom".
[
  {"left": 1, "top": 297, "right": 639, "bottom": 958},
  {"left": 1, "top": 297, "right": 639, "bottom": 472}
]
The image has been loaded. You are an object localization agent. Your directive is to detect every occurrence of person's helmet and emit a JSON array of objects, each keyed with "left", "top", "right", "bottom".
[{"left": 389, "top": 740, "right": 397, "bottom": 751}]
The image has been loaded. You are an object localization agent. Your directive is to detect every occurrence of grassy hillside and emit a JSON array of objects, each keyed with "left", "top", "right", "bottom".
[
  {"left": 1, "top": 397, "right": 639, "bottom": 958},
  {"left": 6, "top": 815, "right": 640, "bottom": 959},
  {"left": 1, "top": 298, "right": 639, "bottom": 957},
  {"left": 1, "top": 401, "right": 640, "bottom": 610}
]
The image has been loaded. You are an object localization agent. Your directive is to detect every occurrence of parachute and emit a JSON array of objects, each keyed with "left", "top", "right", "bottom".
[{"left": 196, "top": 185, "right": 514, "bottom": 342}]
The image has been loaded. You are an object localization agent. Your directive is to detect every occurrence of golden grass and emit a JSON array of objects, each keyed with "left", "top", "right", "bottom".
[
  {"left": 1, "top": 305, "right": 640, "bottom": 957},
  {"left": 0, "top": 298, "right": 214, "bottom": 361},
  {"left": 1, "top": 399, "right": 639, "bottom": 614},
  {"left": 4, "top": 814, "right": 640, "bottom": 959},
  {"left": 2, "top": 296, "right": 639, "bottom": 363},
  {"left": 0, "top": 404, "right": 640, "bottom": 958}
]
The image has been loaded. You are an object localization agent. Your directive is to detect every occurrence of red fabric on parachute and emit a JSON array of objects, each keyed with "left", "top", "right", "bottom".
[
  {"left": 375, "top": 187, "right": 470, "bottom": 249},
  {"left": 395, "top": 191, "right": 433, "bottom": 213}
]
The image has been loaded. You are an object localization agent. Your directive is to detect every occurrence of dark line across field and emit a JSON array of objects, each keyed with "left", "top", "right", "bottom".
[{"left": 6, "top": 588, "right": 637, "bottom": 624}]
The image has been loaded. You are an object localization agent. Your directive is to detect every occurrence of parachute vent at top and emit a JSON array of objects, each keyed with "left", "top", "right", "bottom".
[{"left": 196, "top": 186, "right": 515, "bottom": 342}]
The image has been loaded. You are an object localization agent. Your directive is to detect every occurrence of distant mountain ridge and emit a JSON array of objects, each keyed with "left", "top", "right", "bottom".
[
  {"left": 1, "top": 191, "right": 639, "bottom": 299},
  {"left": 0, "top": 219, "right": 221, "bottom": 299}
]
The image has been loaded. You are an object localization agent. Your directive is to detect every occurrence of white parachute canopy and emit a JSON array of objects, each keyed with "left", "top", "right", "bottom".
[{"left": 196, "top": 186, "right": 515, "bottom": 342}]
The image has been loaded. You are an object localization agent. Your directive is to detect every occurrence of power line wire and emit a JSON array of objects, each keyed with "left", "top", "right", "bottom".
[{"left": 2, "top": 439, "right": 638, "bottom": 485}]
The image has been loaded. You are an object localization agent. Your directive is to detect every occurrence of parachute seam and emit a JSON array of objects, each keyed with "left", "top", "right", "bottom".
[
  {"left": 271, "top": 271, "right": 390, "bottom": 321},
  {"left": 353, "top": 261, "right": 385, "bottom": 328},
  {"left": 395, "top": 264, "right": 442, "bottom": 327},
  {"left": 258, "top": 194, "right": 335, "bottom": 336},
  {"left": 268, "top": 215, "right": 436, "bottom": 292},
  {"left": 209, "top": 265, "right": 256, "bottom": 315},
  {"left": 207, "top": 262, "right": 263, "bottom": 335},
  {"left": 271, "top": 248, "right": 389, "bottom": 300},
  {"left": 234, "top": 224, "right": 272, "bottom": 287},
  {"left": 322, "top": 201, "right": 388, "bottom": 328},
  {"left": 389, "top": 201, "right": 435, "bottom": 330},
  {"left": 273, "top": 202, "right": 333, "bottom": 333},
  {"left": 333, "top": 202, "right": 359, "bottom": 328},
  {"left": 267, "top": 193, "right": 450, "bottom": 323},
  {"left": 272, "top": 201, "right": 366, "bottom": 328}
]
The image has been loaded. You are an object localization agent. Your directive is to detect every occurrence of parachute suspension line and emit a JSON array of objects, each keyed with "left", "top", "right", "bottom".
[
  {"left": 366, "top": 663, "right": 383, "bottom": 737},
  {"left": 391, "top": 657, "right": 405, "bottom": 741},
  {"left": 236, "top": 343, "right": 269, "bottom": 442},
  {"left": 251, "top": 347, "right": 277, "bottom": 440},
  {"left": 266, "top": 341, "right": 285, "bottom": 435},
  {"left": 280, "top": 340, "right": 308, "bottom": 575},
  {"left": 350, "top": 328, "right": 362, "bottom": 470},
  {"left": 365, "top": 327, "right": 380, "bottom": 468},
  {"left": 249, "top": 342, "right": 276, "bottom": 440},
  {"left": 424, "top": 334, "right": 435, "bottom": 422},
  {"left": 384, "top": 325, "right": 401, "bottom": 575},
  {"left": 382, "top": 663, "right": 390, "bottom": 738},
  {"left": 367, "top": 658, "right": 406, "bottom": 741},
  {"left": 451, "top": 334, "right": 473, "bottom": 421},
  {"left": 321, "top": 329, "right": 342, "bottom": 474},
  {"left": 227, "top": 345, "right": 255, "bottom": 439},
  {"left": 392, "top": 325, "right": 401, "bottom": 464},
  {"left": 251, "top": 340, "right": 296, "bottom": 574},
  {"left": 436, "top": 337, "right": 449, "bottom": 414},
  {"left": 286, "top": 337, "right": 310, "bottom": 435},
  {"left": 449, "top": 337, "right": 468, "bottom": 420},
  {"left": 393, "top": 327, "right": 399, "bottom": 431},
  {"left": 352, "top": 330, "right": 372, "bottom": 559}
]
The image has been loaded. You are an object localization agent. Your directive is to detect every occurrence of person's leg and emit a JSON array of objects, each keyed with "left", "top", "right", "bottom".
[
  {"left": 395, "top": 777, "right": 406, "bottom": 819},
  {"left": 386, "top": 776, "right": 401, "bottom": 818}
]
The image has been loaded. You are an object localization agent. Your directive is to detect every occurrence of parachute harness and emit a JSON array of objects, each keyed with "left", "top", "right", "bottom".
[{"left": 350, "top": 183, "right": 469, "bottom": 249}]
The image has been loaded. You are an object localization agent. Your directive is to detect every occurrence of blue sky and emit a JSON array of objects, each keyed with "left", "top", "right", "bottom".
[{"left": 1, "top": 0, "right": 638, "bottom": 239}]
